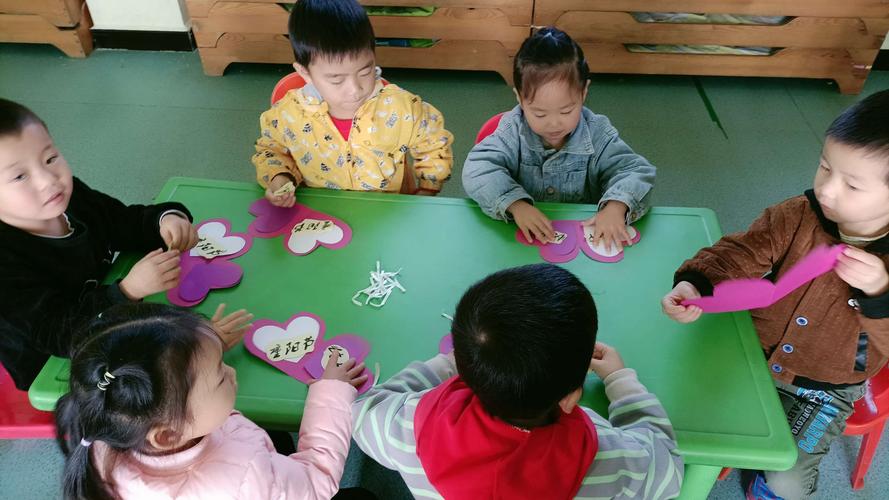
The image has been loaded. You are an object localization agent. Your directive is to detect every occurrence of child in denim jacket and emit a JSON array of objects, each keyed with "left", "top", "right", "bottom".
[{"left": 462, "top": 27, "right": 656, "bottom": 251}]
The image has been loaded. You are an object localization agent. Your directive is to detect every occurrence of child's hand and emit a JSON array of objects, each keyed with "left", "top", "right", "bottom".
[
  {"left": 312, "top": 350, "right": 369, "bottom": 388},
  {"left": 661, "top": 281, "right": 703, "bottom": 323},
  {"left": 508, "top": 200, "right": 555, "bottom": 243},
  {"left": 582, "top": 201, "right": 631, "bottom": 253},
  {"left": 836, "top": 246, "right": 889, "bottom": 296},
  {"left": 211, "top": 303, "right": 254, "bottom": 350},
  {"left": 119, "top": 249, "right": 180, "bottom": 300},
  {"left": 159, "top": 214, "right": 198, "bottom": 252},
  {"left": 265, "top": 174, "right": 297, "bottom": 208},
  {"left": 588, "top": 342, "right": 625, "bottom": 379}
]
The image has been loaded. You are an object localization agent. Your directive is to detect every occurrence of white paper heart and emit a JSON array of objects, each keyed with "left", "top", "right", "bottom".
[
  {"left": 287, "top": 218, "right": 344, "bottom": 254},
  {"left": 582, "top": 225, "right": 638, "bottom": 257},
  {"left": 190, "top": 221, "right": 247, "bottom": 259},
  {"left": 250, "top": 316, "right": 321, "bottom": 364}
]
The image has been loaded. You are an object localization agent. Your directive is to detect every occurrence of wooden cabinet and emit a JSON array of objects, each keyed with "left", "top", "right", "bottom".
[{"left": 0, "top": 0, "right": 93, "bottom": 57}]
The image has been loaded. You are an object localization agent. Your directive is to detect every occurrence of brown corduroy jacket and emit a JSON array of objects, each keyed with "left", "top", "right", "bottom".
[{"left": 675, "top": 191, "right": 889, "bottom": 388}]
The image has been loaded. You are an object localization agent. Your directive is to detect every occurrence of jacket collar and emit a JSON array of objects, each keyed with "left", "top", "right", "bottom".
[
  {"left": 805, "top": 189, "right": 889, "bottom": 254},
  {"left": 295, "top": 67, "right": 385, "bottom": 114},
  {"left": 516, "top": 105, "right": 596, "bottom": 155}
]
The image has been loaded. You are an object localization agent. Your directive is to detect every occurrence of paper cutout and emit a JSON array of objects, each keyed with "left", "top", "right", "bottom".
[
  {"left": 168, "top": 219, "right": 252, "bottom": 307},
  {"left": 190, "top": 220, "right": 249, "bottom": 259},
  {"left": 682, "top": 244, "right": 845, "bottom": 313},
  {"left": 516, "top": 220, "right": 641, "bottom": 264},
  {"left": 247, "top": 199, "right": 352, "bottom": 256},
  {"left": 439, "top": 334, "right": 453, "bottom": 354},
  {"left": 273, "top": 181, "right": 296, "bottom": 196},
  {"left": 265, "top": 333, "right": 317, "bottom": 362},
  {"left": 352, "top": 261, "right": 406, "bottom": 307},
  {"left": 581, "top": 225, "right": 641, "bottom": 263},
  {"left": 244, "top": 313, "right": 374, "bottom": 394}
]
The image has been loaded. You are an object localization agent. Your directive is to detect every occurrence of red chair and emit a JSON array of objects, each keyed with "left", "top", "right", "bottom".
[
  {"left": 268, "top": 73, "right": 416, "bottom": 193},
  {"left": 845, "top": 363, "right": 889, "bottom": 489},
  {"left": 475, "top": 112, "right": 506, "bottom": 144},
  {"left": 0, "top": 364, "right": 55, "bottom": 439},
  {"left": 716, "top": 363, "right": 889, "bottom": 490}
]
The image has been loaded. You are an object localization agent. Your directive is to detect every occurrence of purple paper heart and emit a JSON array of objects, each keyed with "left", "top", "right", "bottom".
[
  {"left": 248, "top": 199, "right": 309, "bottom": 235},
  {"left": 168, "top": 260, "right": 244, "bottom": 306},
  {"left": 244, "top": 314, "right": 374, "bottom": 395},
  {"left": 303, "top": 334, "right": 373, "bottom": 394}
]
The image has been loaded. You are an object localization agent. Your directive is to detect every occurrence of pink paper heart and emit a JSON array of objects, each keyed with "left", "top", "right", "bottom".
[
  {"left": 439, "top": 334, "right": 453, "bottom": 354},
  {"left": 683, "top": 244, "right": 844, "bottom": 314},
  {"left": 247, "top": 198, "right": 353, "bottom": 256},
  {"left": 515, "top": 220, "right": 581, "bottom": 263},
  {"left": 244, "top": 313, "right": 374, "bottom": 394},
  {"left": 579, "top": 224, "right": 642, "bottom": 263}
]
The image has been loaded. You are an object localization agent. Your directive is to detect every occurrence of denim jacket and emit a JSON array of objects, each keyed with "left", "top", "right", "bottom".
[{"left": 462, "top": 105, "right": 656, "bottom": 222}]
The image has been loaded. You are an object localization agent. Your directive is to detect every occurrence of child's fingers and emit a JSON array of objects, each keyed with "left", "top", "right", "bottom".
[
  {"left": 519, "top": 225, "right": 533, "bottom": 244},
  {"left": 324, "top": 349, "right": 341, "bottom": 369},
  {"left": 211, "top": 303, "right": 227, "bottom": 322},
  {"left": 619, "top": 226, "right": 632, "bottom": 246},
  {"left": 350, "top": 374, "right": 369, "bottom": 388},
  {"left": 346, "top": 362, "right": 366, "bottom": 378}
]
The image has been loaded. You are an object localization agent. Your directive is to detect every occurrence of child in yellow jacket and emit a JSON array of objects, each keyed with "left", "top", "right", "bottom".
[{"left": 252, "top": 0, "right": 454, "bottom": 206}]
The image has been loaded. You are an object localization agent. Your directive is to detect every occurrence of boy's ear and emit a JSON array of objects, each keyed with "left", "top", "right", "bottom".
[
  {"left": 293, "top": 63, "right": 312, "bottom": 86},
  {"left": 558, "top": 387, "right": 583, "bottom": 414},
  {"left": 146, "top": 425, "right": 185, "bottom": 451}
]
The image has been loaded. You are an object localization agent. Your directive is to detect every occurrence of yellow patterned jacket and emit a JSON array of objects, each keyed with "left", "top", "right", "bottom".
[{"left": 252, "top": 81, "right": 453, "bottom": 192}]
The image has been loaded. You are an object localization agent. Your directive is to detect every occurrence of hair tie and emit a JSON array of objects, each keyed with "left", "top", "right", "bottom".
[
  {"left": 80, "top": 438, "right": 93, "bottom": 448},
  {"left": 96, "top": 370, "right": 116, "bottom": 391}
]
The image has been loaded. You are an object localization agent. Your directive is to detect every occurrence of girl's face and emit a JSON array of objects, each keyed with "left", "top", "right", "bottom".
[
  {"left": 519, "top": 79, "right": 587, "bottom": 150},
  {"left": 184, "top": 331, "right": 238, "bottom": 440}
]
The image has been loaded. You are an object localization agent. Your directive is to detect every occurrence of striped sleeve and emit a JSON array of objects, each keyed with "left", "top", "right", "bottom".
[
  {"left": 575, "top": 369, "right": 684, "bottom": 500},
  {"left": 351, "top": 354, "right": 456, "bottom": 499}
]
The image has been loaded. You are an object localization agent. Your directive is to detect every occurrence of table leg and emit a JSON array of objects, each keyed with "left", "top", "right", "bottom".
[{"left": 678, "top": 464, "right": 721, "bottom": 500}]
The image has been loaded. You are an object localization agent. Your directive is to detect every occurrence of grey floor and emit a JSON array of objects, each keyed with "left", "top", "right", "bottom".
[{"left": 1, "top": 44, "right": 888, "bottom": 499}]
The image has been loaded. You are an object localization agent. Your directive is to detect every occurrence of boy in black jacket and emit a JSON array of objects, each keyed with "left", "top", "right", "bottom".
[{"left": 0, "top": 98, "right": 197, "bottom": 389}]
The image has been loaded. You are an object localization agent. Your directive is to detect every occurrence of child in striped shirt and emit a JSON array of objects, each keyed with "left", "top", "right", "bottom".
[{"left": 352, "top": 263, "right": 683, "bottom": 499}]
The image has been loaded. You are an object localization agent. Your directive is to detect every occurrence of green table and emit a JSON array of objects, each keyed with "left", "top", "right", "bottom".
[{"left": 30, "top": 177, "right": 795, "bottom": 499}]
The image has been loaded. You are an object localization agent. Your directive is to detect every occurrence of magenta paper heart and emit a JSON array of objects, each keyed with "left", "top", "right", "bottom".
[
  {"left": 439, "top": 334, "right": 453, "bottom": 354},
  {"left": 303, "top": 334, "right": 373, "bottom": 394},
  {"left": 247, "top": 199, "right": 353, "bottom": 256},
  {"left": 683, "top": 244, "right": 844, "bottom": 313},
  {"left": 515, "top": 220, "right": 581, "bottom": 263},
  {"left": 168, "top": 259, "right": 243, "bottom": 307},
  {"left": 580, "top": 224, "right": 642, "bottom": 263},
  {"left": 244, "top": 313, "right": 373, "bottom": 395},
  {"left": 516, "top": 220, "right": 641, "bottom": 264}
]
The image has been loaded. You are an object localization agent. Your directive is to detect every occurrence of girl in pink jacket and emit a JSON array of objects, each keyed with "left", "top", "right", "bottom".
[{"left": 54, "top": 302, "right": 369, "bottom": 500}]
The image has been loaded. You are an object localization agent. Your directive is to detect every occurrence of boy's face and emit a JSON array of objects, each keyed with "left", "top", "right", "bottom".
[
  {"left": 813, "top": 138, "right": 889, "bottom": 237},
  {"left": 518, "top": 79, "right": 588, "bottom": 150},
  {"left": 296, "top": 49, "right": 377, "bottom": 120},
  {"left": 0, "top": 123, "right": 73, "bottom": 233}
]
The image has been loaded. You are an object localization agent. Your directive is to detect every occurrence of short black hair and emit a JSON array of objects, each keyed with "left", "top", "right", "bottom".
[
  {"left": 0, "top": 98, "right": 46, "bottom": 138},
  {"left": 513, "top": 27, "right": 590, "bottom": 102},
  {"left": 288, "top": 0, "right": 375, "bottom": 67},
  {"left": 451, "top": 264, "right": 597, "bottom": 427},
  {"left": 826, "top": 89, "right": 889, "bottom": 166}
]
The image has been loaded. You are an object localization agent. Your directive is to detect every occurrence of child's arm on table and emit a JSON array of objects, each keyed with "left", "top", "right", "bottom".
[
  {"left": 407, "top": 100, "right": 454, "bottom": 194},
  {"left": 462, "top": 126, "right": 554, "bottom": 243},
  {"left": 252, "top": 106, "right": 302, "bottom": 207},
  {"left": 663, "top": 201, "right": 803, "bottom": 323},
  {"left": 246, "top": 351, "right": 366, "bottom": 499},
  {"left": 583, "top": 124, "right": 656, "bottom": 252},
  {"left": 351, "top": 353, "right": 457, "bottom": 470},
  {"left": 577, "top": 342, "right": 683, "bottom": 500}
]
